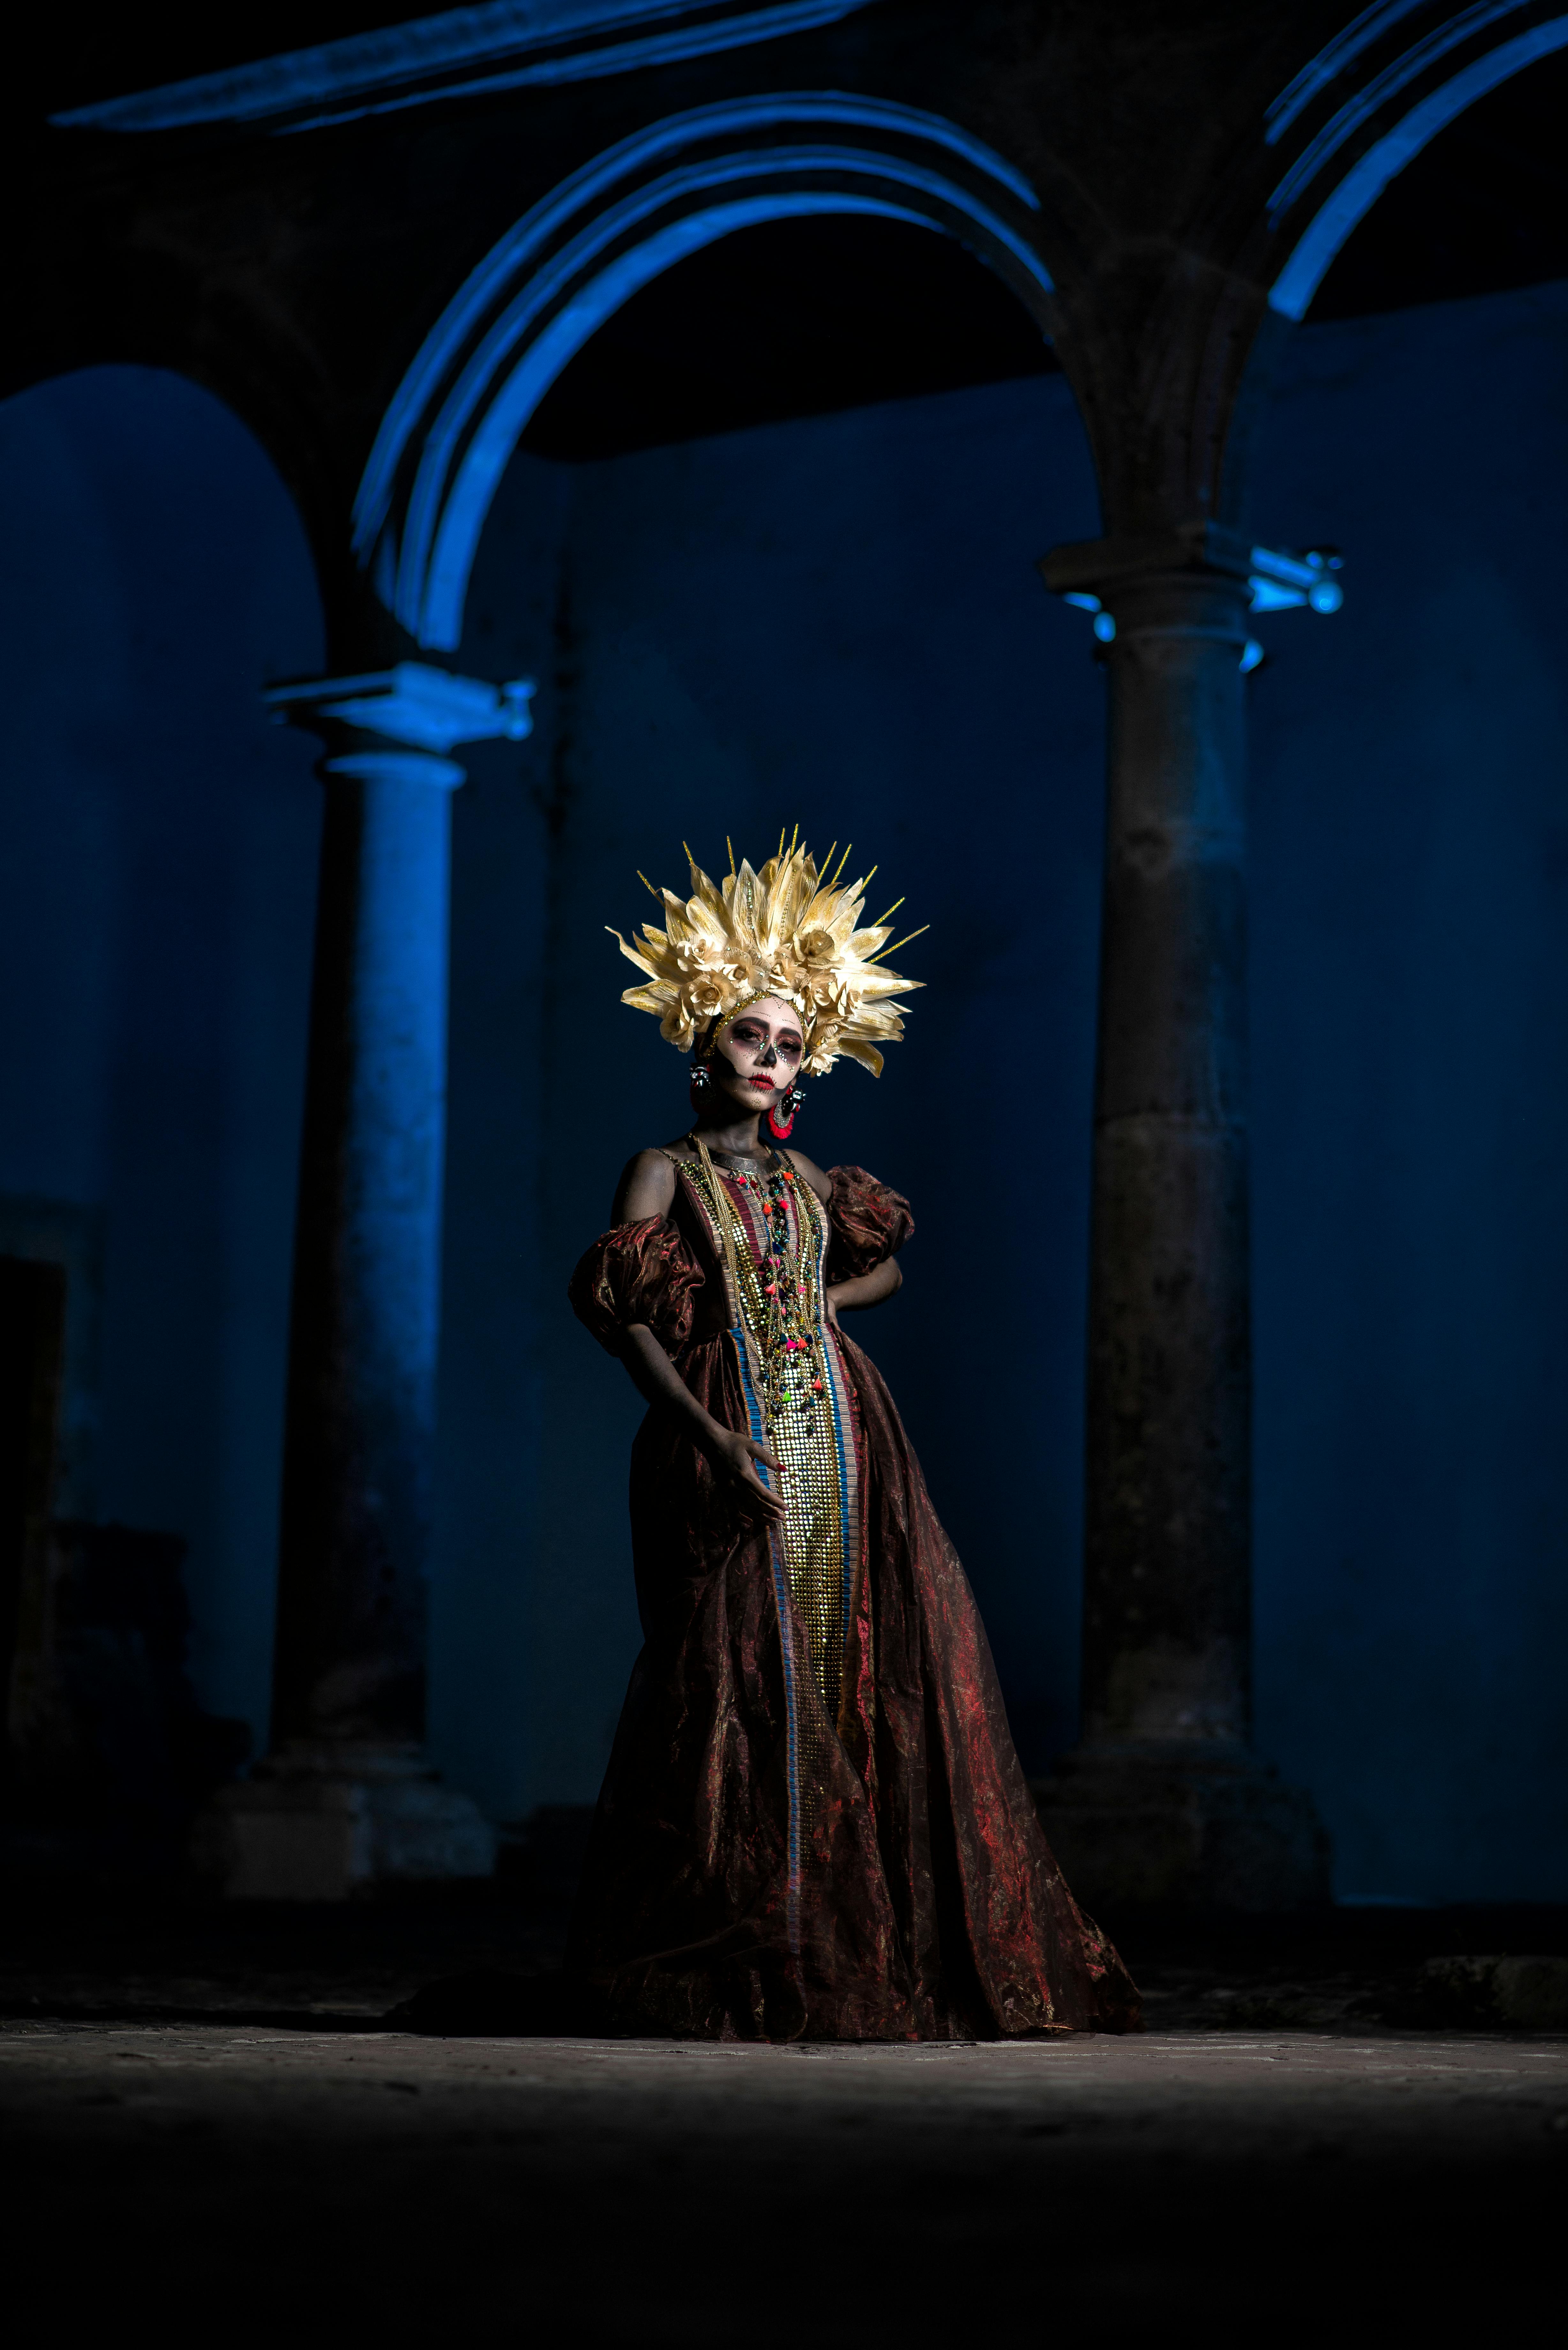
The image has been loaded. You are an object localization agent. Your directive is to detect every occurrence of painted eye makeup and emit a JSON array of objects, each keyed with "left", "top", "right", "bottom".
[{"left": 731, "top": 1024, "right": 800, "bottom": 1055}]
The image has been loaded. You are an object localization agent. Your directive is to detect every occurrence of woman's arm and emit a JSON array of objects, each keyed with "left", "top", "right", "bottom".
[
  {"left": 608, "top": 1144, "right": 785, "bottom": 1523},
  {"left": 617, "top": 1324, "right": 784, "bottom": 1524},
  {"left": 825, "top": 1256, "right": 901, "bottom": 1323},
  {"left": 612, "top": 1148, "right": 677, "bottom": 1224},
  {"left": 783, "top": 1149, "right": 905, "bottom": 1323}
]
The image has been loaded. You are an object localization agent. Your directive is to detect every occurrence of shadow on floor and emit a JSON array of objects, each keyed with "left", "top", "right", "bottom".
[{"left": 2, "top": 1858, "right": 1565, "bottom": 2035}]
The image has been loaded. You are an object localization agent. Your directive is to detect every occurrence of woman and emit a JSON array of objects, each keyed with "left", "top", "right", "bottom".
[{"left": 568, "top": 838, "right": 1138, "bottom": 2040}]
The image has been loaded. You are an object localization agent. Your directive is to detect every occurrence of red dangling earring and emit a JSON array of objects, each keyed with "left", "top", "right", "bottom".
[{"left": 767, "top": 1083, "right": 802, "bottom": 1142}]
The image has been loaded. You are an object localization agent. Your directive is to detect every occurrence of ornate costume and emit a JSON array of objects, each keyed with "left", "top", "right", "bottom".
[{"left": 568, "top": 845, "right": 1139, "bottom": 2040}]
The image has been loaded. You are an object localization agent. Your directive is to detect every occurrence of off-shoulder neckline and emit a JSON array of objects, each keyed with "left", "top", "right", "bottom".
[{"left": 660, "top": 1142, "right": 788, "bottom": 1179}]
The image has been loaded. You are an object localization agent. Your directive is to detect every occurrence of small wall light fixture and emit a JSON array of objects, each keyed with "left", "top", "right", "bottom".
[
  {"left": 1247, "top": 545, "right": 1344, "bottom": 615},
  {"left": 1062, "top": 592, "right": 1119, "bottom": 643}
]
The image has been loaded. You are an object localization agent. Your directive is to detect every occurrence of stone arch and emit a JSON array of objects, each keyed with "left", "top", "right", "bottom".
[
  {"left": 353, "top": 92, "right": 1058, "bottom": 651},
  {"left": 1266, "top": 7, "right": 1568, "bottom": 321}
]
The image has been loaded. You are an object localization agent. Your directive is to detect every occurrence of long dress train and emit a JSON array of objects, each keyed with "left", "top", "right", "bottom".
[{"left": 567, "top": 1152, "right": 1140, "bottom": 2040}]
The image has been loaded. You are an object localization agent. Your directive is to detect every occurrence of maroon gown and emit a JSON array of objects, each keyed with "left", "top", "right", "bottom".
[{"left": 567, "top": 1155, "right": 1140, "bottom": 2041}]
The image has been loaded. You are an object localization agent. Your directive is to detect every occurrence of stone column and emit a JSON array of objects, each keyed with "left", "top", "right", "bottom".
[
  {"left": 1033, "top": 527, "right": 1329, "bottom": 1911},
  {"left": 197, "top": 664, "right": 534, "bottom": 1899}
]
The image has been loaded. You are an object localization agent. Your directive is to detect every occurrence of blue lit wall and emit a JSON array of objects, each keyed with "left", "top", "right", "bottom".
[
  {"left": 468, "top": 372, "right": 1107, "bottom": 1815},
  {"left": 444, "top": 280, "right": 1568, "bottom": 1898},
  {"left": 0, "top": 365, "right": 323, "bottom": 1739},
  {"left": 6, "top": 283, "right": 1566, "bottom": 1904},
  {"left": 1246, "top": 278, "right": 1568, "bottom": 1901},
  {"left": 428, "top": 451, "right": 571, "bottom": 1819}
]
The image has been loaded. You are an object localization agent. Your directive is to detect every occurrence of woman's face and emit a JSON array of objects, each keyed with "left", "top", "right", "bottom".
[{"left": 707, "top": 998, "right": 803, "bottom": 1115}]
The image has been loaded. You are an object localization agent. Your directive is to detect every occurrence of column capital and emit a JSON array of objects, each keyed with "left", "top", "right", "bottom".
[
  {"left": 1041, "top": 528, "right": 1344, "bottom": 662},
  {"left": 263, "top": 661, "right": 536, "bottom": 783},
  {"left": 1040, "top": 519, "right": 1255, "bottom": 600}
]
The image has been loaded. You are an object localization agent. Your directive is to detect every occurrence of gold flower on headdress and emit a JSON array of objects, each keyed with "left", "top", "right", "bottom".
[{"left": 607, "top": 832, "right": 925, "bottom": 1076}]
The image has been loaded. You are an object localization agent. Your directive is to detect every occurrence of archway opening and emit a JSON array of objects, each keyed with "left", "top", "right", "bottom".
[
  {"left": 1305, "top": 44, "right": 1568, "bottom": 319},
  {"left": 521, "top": 208, "right": 1059, "bottom": 460},
  {"left": 439, "top": 211, "right": 1103, "bottom": 1814},
  {"left": 0, "top": 363, "right": 324, "bottom": 1831}
]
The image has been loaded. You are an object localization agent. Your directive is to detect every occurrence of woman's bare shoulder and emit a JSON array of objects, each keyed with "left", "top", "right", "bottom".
[
  {"left": 612, "top": 1147, "right": 680, "bottom": 1223},
  {"left": 784, "top": 1148, "right": 834, "bottom": 1205}
]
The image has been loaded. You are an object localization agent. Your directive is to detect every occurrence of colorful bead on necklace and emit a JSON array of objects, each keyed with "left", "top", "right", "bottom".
[{"left": 704, "top": 1153, "right": 826, "bottom": 1423}]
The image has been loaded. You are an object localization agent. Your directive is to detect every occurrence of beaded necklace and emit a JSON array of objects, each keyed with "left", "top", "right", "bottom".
[
  {"left": 684, "top": 1137, "right": 851, "bottom": 1740},
  {"left": 687, "top": 1135, "right": 828, "bottom": 1428}
]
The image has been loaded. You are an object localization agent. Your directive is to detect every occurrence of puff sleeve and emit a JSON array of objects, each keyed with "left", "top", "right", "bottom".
[
  {"left": 825, "top": 1165, "right": 915, "bottom": 1283},
  {"left": 568, "top": 1217, "right": 706, "bottom": 1354}
]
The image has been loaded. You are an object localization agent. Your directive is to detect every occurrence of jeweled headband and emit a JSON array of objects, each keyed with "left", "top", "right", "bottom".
[{"left": 607, "top": 832, "right": 925, "bottom": 1076}]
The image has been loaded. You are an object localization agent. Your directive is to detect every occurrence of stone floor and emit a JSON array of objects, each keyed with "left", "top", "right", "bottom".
[
  {"left": 5, "top": 2019, "right": 1565, "bottom": 2341},
  {"left": 3, "top": 1887, "right": 1565, "bottom": 2341}
]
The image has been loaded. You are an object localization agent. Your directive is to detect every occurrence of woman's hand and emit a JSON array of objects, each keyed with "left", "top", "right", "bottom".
[
  {"left": 823, "top": 1286, "right": 844, "bottom": 1327},
  {"left": 707, "top": 1428, "right": 787, "bottom": 1524},
  {"left": 620, "top": 1325, "right": 784, "bottom": 1526}
]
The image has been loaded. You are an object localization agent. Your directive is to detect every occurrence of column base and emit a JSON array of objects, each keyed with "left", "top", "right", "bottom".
[
  {"left": 1032, "top": 1743, "right": 1331, "bottom": 1913},
  {"left": 192, "top": 1744, "right": 497, "bottom": 1900}
]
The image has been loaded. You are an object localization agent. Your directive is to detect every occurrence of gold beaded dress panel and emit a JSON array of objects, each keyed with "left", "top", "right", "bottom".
[{"left": 567, "top": 1159, "right": 1140, "bottom": 2043}]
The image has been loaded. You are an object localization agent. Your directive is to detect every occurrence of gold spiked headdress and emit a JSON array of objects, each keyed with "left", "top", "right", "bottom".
[{"left": 608, "top": 833, "right": 925, "bottom": 1076}]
